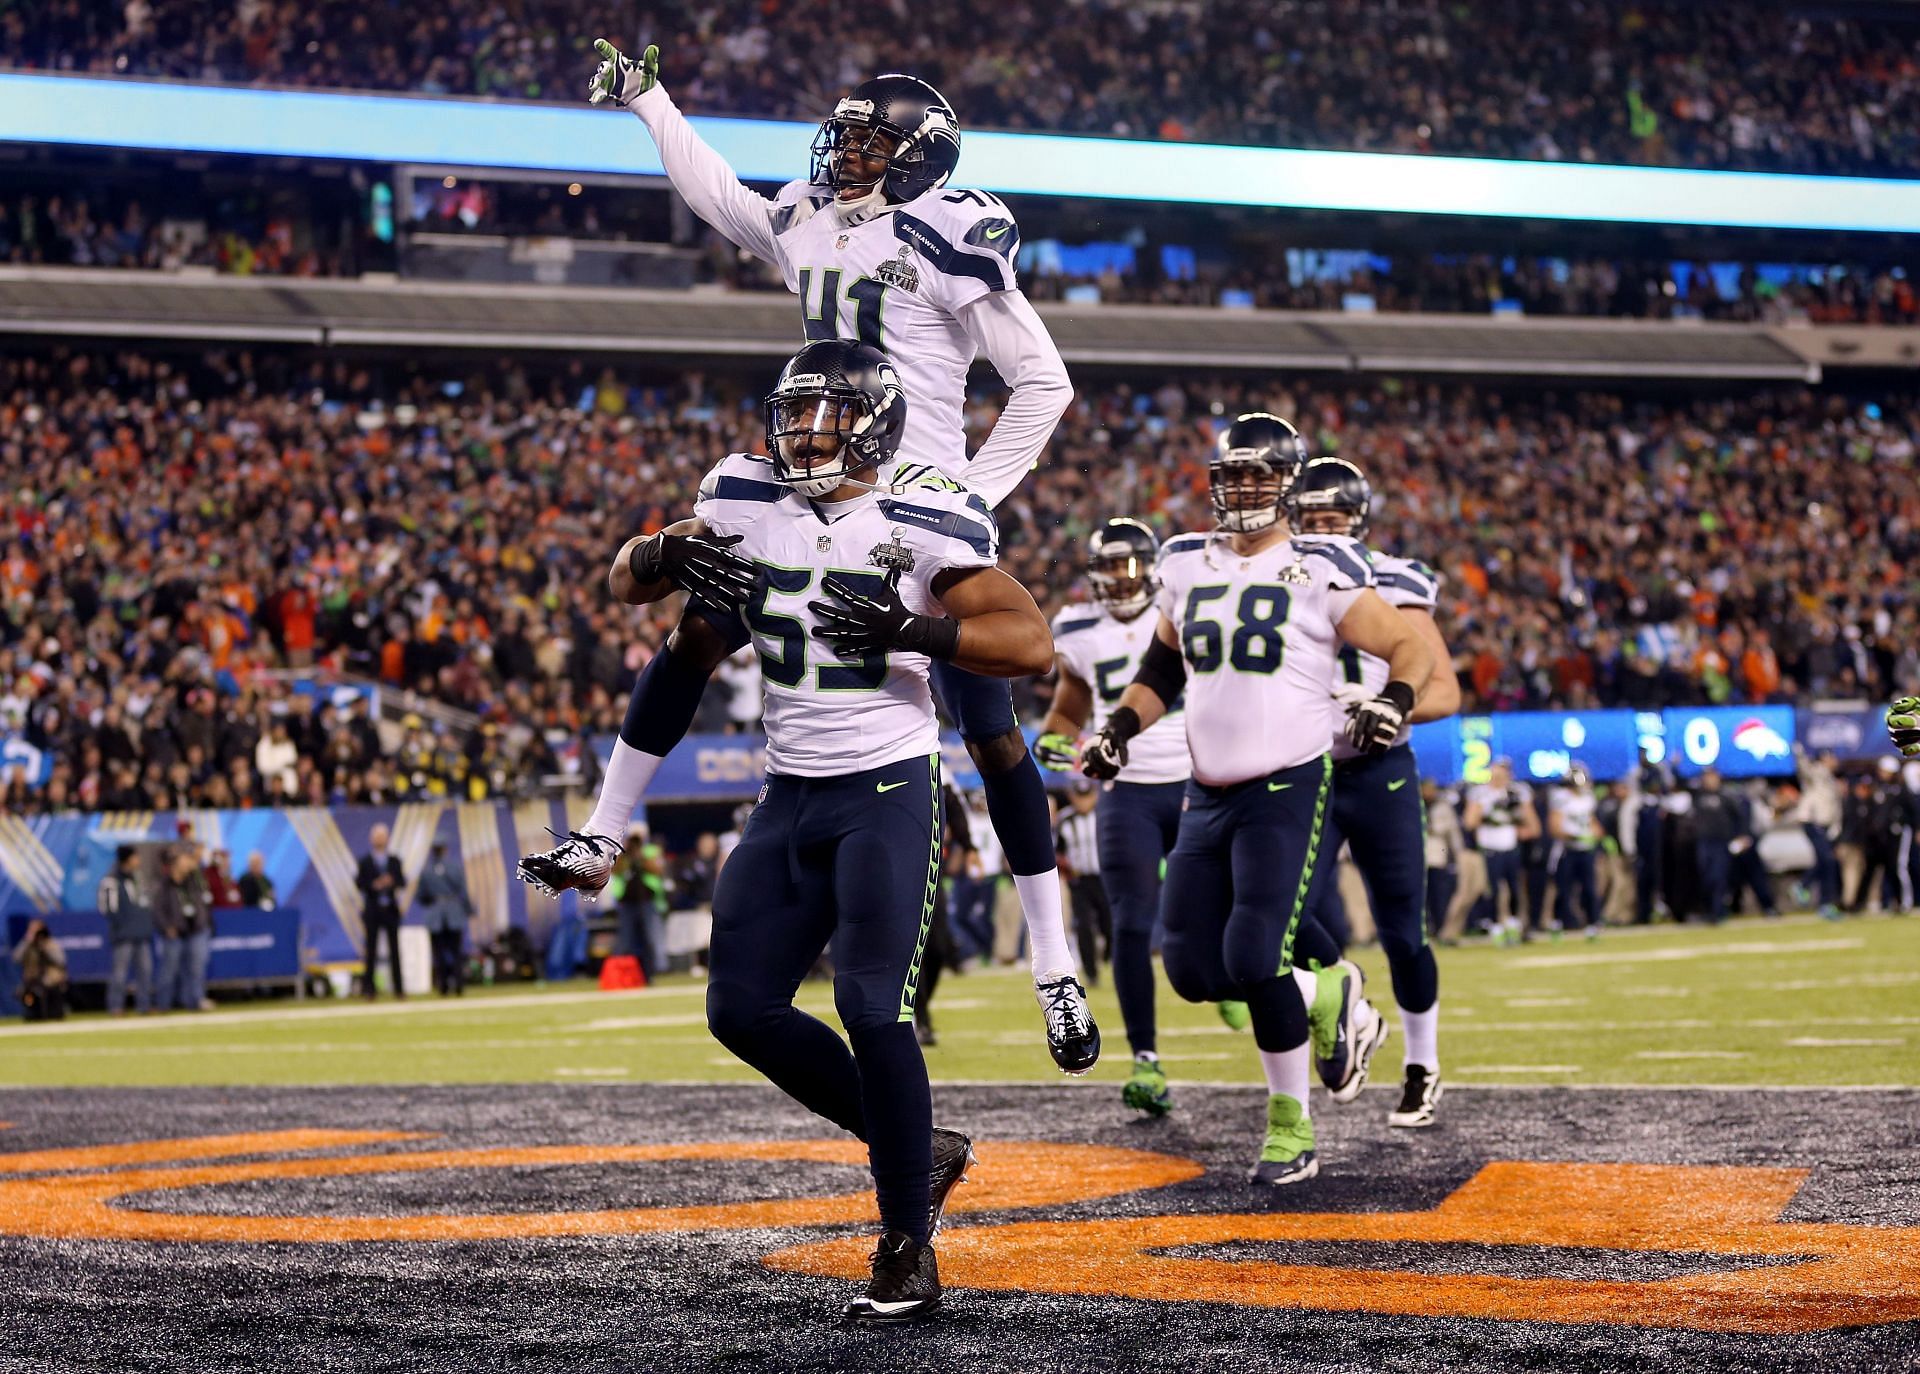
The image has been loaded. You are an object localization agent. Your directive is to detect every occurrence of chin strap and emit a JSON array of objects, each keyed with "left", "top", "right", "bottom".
[{"left": 832, "top": 187, "right": 901, "bottom": 226}]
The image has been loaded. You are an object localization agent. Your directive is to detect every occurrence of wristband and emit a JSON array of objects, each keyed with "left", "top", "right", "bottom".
[
  {"left": 897, "top": 615, "right": 962, "bottom": 661},
  {"left": 628, "top": 534, "right": 665, "bottom": 584},
  {"left": 1107, "top": 705, "right": 1144, "bottom": 743},
  {"left": 1381, "top": 680, "right": 1417, "bottom": 715}
]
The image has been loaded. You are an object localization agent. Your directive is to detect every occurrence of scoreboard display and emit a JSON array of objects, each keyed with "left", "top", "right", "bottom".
[{"left": 1409, "top": 706, "right": 1797, "bottom": 786}]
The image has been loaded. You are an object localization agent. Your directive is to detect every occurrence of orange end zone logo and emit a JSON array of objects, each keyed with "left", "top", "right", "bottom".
[{"left": 0, "top": 1131, "right": 1912, "bottom": 1334}]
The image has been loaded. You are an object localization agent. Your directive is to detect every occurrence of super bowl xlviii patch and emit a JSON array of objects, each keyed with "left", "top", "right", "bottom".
[
  {"left": 873, "top": 246, "right": 920, "bottom": 293},
  {"left": 868, "top": 530, "right": 917, "bottom": 574},
  {"left": 1274, "top": 561, "right": 1314, "bottom": 585}
]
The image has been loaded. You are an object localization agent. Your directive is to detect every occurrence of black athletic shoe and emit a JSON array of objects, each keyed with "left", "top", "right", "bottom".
[
  {"left": 1035, "top": 974, "right": 1101, "bottom": 1075},
  {"left": 843, "top": 1231, "right": 941, "bottom": 1324},
  {"left": 928, "top": 1128, "right": 975, "bottom": 1237},
  {"left": 515, "top": 828, "right": 623, "bottom": 900},
  {"left": 1388, "top": 1065, "right": 1442, "bottom": 1128}
]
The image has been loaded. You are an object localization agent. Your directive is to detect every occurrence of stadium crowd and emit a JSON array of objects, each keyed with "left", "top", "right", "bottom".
[
  {"left": 10, "top": 0, "right": 1920, "bottom": 175},
  {"left": 4, "top": 347, "right": 1919, "bottom": 814},
  {"left": 0, "top": 189, "right": 346, "bottom": 276}
]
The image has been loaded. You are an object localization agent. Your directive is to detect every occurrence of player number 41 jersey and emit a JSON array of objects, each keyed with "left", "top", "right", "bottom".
[
  {"left": 1051, "top": 606, "right": 1192, "bottom": 785},
  {"left": 695, "top": 454, "right": 999, "bottom": 778},
  {"left": 1320, "top": 543, "right": 1440, "bottom": 761},
  {"left": 1154, "top": 531, "right": 1375, "bottom": 787}
]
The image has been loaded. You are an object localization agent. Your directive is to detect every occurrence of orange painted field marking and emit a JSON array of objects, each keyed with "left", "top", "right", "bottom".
[
  {"left": 0, "top": 1131, "right": 1199, "bottom": 1244},
  {"left": 769, "top": 1160, "right": 1920, "bottom": 1333}
]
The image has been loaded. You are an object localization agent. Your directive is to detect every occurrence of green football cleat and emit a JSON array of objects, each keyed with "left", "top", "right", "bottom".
[
  {"left": 1121, "top": 1053, "right": 1172, "bottom": 1117},
  {"left": 1216, "top": 999, "right": 1251, "bottom": 1031},
  {"left": 1890, "top": 697, "right": 1920, "bottom": 757},
  {"left": 1310, "top": 958, "right": 1390, "bottom": 1102},
  {"left": 1248, "top": 1093, "right": 1317, "bottom": 1185}
]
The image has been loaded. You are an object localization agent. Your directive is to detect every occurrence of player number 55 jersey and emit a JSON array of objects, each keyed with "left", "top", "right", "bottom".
[
  {"left": 1154, "top": 531, "right": 1375, "bottom": 786},
  {"left": 1051, "top": 606, "right": 1191, "bottom": 785},
  {"left": 695, "top": 453, "right": 999, "bottom": 777}
]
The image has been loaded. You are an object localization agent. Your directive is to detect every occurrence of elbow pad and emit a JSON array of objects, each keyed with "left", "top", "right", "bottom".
[{"left": 1135, "top": 635, "right": 1188, "bottom": 710}]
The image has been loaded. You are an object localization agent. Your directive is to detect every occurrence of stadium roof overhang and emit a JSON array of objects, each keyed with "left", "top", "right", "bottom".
[
  {"left": 0, "top": 270, "right": 1830, "bottom": 381},
  {"left": 3, "top": 73, "right": 1920, "bottom": 232}
]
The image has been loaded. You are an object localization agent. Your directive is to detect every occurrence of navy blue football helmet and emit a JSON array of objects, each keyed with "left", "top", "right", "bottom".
[
  {"left": 809, "top": 74, "right": 962, "bottom": 208},
  {"left": 1288, "top": 456, "right": 1372, "bottom": 538},
  {"left": 1210, "top": 412, "right": 1308, "bottom": 534},
  {"left": 763, "top": 339, "right": 907, "bottom": 498},
  {"left": 1086, "top": 517, "right": 1159, "bottom": 620}
]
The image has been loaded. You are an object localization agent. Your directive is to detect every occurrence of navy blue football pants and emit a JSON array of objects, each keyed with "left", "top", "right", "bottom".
[
  {"left": 1304, "top": 745, "right": 1438, "bottom": 1013},
  {"left": 1160, "top": 755, "right": 1333, "bottom": 1054},
  {"left": 706, "top": 753, "right": 943, "bottom": 1244},
  {"left": 1096, "top": 779, "right": 1185, "bottom": 1056}
]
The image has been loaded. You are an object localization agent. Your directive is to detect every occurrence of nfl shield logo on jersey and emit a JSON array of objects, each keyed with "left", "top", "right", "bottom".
[{"left": 817, "top": 535, "right": 833, "bottom": 553}]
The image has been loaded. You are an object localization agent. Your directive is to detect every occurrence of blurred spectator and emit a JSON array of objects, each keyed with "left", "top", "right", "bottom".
[
  {"left": 414, "top": 840, "right": 472, "bottom": 995},
  {"left": 154, "top": 846, "right": 213, "bottom": 1011},
  {"left": 236, "top": 851, "right": 277, "bottom": 909},
  {"left": 356, "top": 822, "right": 405, "bottom": 998},
  {"left": 99, "top": 844, "right": 156, "bottom": 1015},
  {"left": 205, "top": 847, "right": 240, "bottom": 907},
  {"left": 11, "top": 919, "right": 69, "bottom": 1021},
  {"left": 671, "top": 833, "right": 720, "bottom": 911},
  {"left": 611, "top": 827, "right": 668, "bottom": 979}
]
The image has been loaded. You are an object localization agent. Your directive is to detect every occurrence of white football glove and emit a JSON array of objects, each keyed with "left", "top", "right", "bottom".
[
  {"left": 588, "top": 39, "right": 659, "bottom": 107},
  {"left": 1345, "top": 682, "right": 1416, "bottom": 756},
  {"left": 1330, "top": 681, "right": 1374, "bottom": 712}
]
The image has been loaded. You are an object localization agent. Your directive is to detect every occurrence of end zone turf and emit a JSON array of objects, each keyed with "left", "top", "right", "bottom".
[{"left": 0, "top": 1083, "right": 1915, "bottom": 1373}]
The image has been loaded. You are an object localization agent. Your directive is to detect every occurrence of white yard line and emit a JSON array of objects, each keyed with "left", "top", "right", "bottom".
[{"left": 1510, "top": 937, "right": 1862, "bottom": 969}]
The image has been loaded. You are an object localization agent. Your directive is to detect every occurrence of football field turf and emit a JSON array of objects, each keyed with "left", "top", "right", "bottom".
[{"left": 2, "top": 914, "right": 1916, "bottom": 1372}]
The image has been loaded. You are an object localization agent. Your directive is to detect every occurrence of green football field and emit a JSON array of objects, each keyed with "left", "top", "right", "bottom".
[{"left": 2, "top": 913, "right": 1915, "bottom": 1089}]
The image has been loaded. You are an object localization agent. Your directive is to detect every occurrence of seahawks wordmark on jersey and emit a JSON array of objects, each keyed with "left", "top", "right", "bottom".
[
  {"left": 1154, "top": 531, "right": 1375, "bottom": 786},
  {"left": 1052, "top": 606, "right": 1192, "bottom": 785},
  {"left": 1312, "top": 541, "right": 1441, "bottom": 761},
  {"left": 696, "top": 454, "right": 997, "bottom": 777}
]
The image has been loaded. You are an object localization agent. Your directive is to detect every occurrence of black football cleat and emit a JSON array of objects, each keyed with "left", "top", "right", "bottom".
[
  {"left": 928, "top": 1128, "right": 975, "bottom": 1237},
  {"left": 1035, "top": 974, "right": 1101, "bottom": 1075},
  {"left": 515, "top": 829, "right": 623, "bottom": 900},
  {"left": 843, "top": 1231, "right": 941, "bottom": 1324},
  {"left": 1388, "top": 1065, "right": 1443, "bottom": 1128}
]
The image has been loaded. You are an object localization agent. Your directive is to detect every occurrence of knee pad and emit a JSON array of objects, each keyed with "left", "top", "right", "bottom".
[
  {"left": 705, "top": 981, "right": 773, "bottom": 1048},
  {"left": 965, "top": 729, "right": 1030, "bottom": 778},
  {"left": 1163, "top": 936, "right": 1231, "bottom": 1004},
  {"left": 833, "top": 973, "right": 897, "bottom": 1035}
]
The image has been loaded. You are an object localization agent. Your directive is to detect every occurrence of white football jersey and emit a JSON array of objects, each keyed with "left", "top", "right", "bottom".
[
  {"left": 1549, "top": 786, "right": 1600, "bottom": 849},
  {"left": 1466, "top": 783, "right": 1533, "bottom": 851},
  {"left": 695, "top": 454, "right": 997, "bottom": 778},
  {"left": 1052, "top": 605, "right": 1192, "bottom": 785},
  {"left": 1154, "top": 531, "right": 1375, "bottom": 786},
  {"left": 1321, "top": 544, "right": 1442, "bottom": 761}
]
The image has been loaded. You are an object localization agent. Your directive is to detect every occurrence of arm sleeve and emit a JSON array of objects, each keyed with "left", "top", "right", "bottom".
[
  {"left": 957, "top": 292, "right": 1072, "bottom": 509},
  {"left": 629, "top": 85, "right": 784, "bottom": 268}
]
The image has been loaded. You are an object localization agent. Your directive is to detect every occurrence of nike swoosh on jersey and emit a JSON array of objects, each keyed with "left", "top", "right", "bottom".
[
  {"left": 876, "top": 781, "right": 910, "bottom": 794},
  {"left": 1268, "top": 782, "right": 1291, "bottom": 792},
  {"left": 984, "top": 225, "right": 1010, "bottom": 240},
  {"left": 1387, "top": 779, "right": 1409, "bottom": 792}
]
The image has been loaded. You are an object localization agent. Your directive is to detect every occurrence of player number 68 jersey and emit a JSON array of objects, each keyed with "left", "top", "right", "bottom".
[
  {"left": 1051, "top": 606, "right": 1191, "bottom": 785},
  {"left": 695, "top": 453, "right": 999, "bottom": 777},
  {"left": 1154, "top": 531, "right": 1376, "bottom": 786}
]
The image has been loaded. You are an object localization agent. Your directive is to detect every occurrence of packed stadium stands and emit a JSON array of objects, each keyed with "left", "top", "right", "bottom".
[
  {"left": 11, "top": 0, "right": 1920, "bottom": 175},
  {"left": 3, "top": 342, "right": 1914, "bottom": 814}
]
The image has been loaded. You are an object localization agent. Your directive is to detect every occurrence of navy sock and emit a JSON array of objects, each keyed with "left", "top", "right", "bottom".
[
  {"left": 1110, "top": 926, "right": 1158, "bottom": 1056},
  {"left": 620, "top": 634, "right": 717, "bottom": 754},
  {"left": 1245, "top": 972, "right": 1310, "bottom": 1053},
  {"left": 846, "top": 1022, "right": 933, "bottom": 1245},
  {"left": 1292, "top": 913, "right": 1343, "bottom": 969},
  {"left": 980, "top": 751, "right": 1057, "bottom": 876}
]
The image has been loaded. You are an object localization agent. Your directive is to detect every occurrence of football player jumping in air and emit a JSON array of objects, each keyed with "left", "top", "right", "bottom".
[
  {"left": 1082, "top": 414, "right": 1436, "bottom": 1185},
  {"left": 1035, "top": 519, "right": 1193, "bottom": 1116},
  {"left": 613, "top": 339, "right": 1054, "bottom": 1322},
  {"left": 519, "top": 42, "right": 1098, "bottom": 1073},
  {"left": 1290, "top": 457, "right": 1461, "bottom": 1128}
]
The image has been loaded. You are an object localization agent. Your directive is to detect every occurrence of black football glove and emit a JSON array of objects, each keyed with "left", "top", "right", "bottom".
[
  {"left": 1890, "top": 697, "right": 1920, "bottom": 758},
  {"left": 1345, "top": 681, "right": 1416, "bottom": 757},
  {"left": 629, "top": 531, "right": 758, "bottom": 615},
  {"left": 808, "top": 573, "right": 961, "bottom": 660},
  {"left": 1080, "top": 707, "right": 1142, "bottom": 781}
]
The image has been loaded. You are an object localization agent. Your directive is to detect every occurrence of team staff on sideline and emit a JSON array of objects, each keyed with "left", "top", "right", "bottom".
[
  {"left": 99, "top": 845, "right": 155, "bottom": 1016},
  {"left": 610, "top": 339, "right": 1052, "bottom": 1323},
  {"left": 1082, "top": 413, "right": 1434, "bottom": 1185},
  {"left": 522, "top": 43, "right": 1097, "bottom": 1073},
  {"left": 1463, "top": 759, "right": 1540, "bottom": 940}
]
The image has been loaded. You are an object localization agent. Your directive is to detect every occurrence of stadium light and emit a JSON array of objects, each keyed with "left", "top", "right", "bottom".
[{"left": 4, "top": 74, "right": 1920, "bottom": 231}]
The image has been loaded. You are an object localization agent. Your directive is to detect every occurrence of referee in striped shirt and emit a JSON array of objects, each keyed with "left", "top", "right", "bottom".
[{"left": 1055, "top": 780, "right": 1110, "bottom": 986}]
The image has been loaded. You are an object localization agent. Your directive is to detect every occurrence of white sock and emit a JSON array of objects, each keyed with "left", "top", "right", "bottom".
[
  {"left": 1258, "top": 1044, "right": 1312, "bottom": 1113},
  {"left": 1290, "top": 965, "right": 1318, "bottom": 1009},
  {"left": 1015, "top": 869, "right": 1077, "bottom": 978},
  {"left": 1401, "top": 1003, "right": 1439, "bottom": 1073},
  {"left": 585, "top": 739, "right": 664, "bottom": 840}
]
